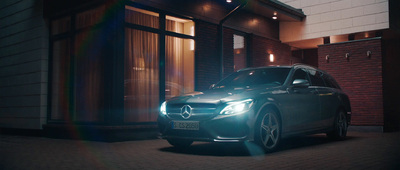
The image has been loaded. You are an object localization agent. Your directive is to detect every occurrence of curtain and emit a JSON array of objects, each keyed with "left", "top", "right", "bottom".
[
  {"left": 124, "top": 7, "right": 160, "bottom": 123},
  {"left": 125, "top": 7, "right": 159, "bottom": 28},
  {"left": 165, "top": 20, "right": 194, "bottom": 98},
  {"left": 51, "top": 39, "right": 71, "bottom": 120},
  {"left": 124, "top": 7, "right": 195, "bottom": 122},
  {"left": 165, "top": 21, "right": 184, "bottom": 98},
  {"left": 74, "top": 30, "right": 105, "bottom": 122},
  {"left": 73, "top": 5, "right": 106, "bottom": 122},
  {"left": 166, "top": 20, "right": 184, "bottom": 98},
  {"left": 124, "top": 28, "right": 159, "bottom": 122},
  {"left": 51, "top": 4, "right": 106, "bottom": 122}
]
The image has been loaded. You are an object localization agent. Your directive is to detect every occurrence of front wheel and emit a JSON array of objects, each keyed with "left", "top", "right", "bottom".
[
  {"left": 327, "top": 110, "right": 348, "bottom": 140},
  {"left": 255, "top": 109, "right": 281, "bottom": 152}
]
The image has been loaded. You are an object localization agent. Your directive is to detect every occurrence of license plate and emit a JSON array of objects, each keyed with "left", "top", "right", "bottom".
[{"left": 172, "top": 121, "right": 199, "bottom": 130}]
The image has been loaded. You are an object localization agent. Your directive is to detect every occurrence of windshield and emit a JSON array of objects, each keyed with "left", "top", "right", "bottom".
[{"left": 214, "top": 68, "right": 291, "bottom": 89}]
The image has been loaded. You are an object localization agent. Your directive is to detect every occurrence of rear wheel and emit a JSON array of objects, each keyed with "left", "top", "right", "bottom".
[
  {"left": 255, "top": 109, "right": 281, "bottom": 152},
  {"left": 327, "top": 110, "right": 348, "bottom": 140},
  {"left": 167, "top": 139, "right": 193, "bottom": 148}
]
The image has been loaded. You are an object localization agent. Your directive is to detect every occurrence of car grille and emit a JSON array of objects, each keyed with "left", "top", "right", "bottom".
[{"left": 167, "top": 103, "right": 217, "bottom": 120}]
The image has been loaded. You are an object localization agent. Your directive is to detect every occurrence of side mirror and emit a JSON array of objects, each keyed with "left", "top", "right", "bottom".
[
  {"left": 292, "top": 79, "right": 310, "bottom": 87},
  {"left": 209, "top": 84, "right": 216, "bottom": 89}
]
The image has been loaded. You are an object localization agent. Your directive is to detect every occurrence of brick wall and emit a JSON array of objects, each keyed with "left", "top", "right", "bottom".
[
  {"left": 195, "top": 21, "right": 220, "bottom": 91},
  {"left": 223, "top": 28, "right": 235, "bottom": 78},
  {"left": 318, "top": 38, "right": 383, "bottom": 126},
  {"left": 251, "top": 35, "right": 292, "bottom": 67},
  {"left": 0, "top": 0, "right": 48, "bottom": 129},
  {"left": 292, "top": 49, "right": 319, "bottom": 67}
]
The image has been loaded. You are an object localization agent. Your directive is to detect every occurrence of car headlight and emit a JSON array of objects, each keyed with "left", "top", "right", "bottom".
[
  {"left": 160, "top": 101, "right": 167, "bottom": 115},
  {"left": 220, "top": 99, "right": 254, "bottom": 115}
]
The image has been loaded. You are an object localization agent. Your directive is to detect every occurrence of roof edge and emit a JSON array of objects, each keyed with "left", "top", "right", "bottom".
[{"left": 258, "top": 0, "right": 306, "bottom": 21}]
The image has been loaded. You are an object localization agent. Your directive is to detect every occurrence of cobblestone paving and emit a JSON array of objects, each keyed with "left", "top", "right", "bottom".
[{"left": 1, "top": 131, "right": 399, "bottom": 170}]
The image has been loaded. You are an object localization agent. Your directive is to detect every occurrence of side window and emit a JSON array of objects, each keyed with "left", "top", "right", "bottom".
[
  {"left": 308, "top": 70, "right": 325, "bottom": 87},
  {"left": 322, "top": 74, "right": 340, "bottom": 89},
  {"left": 291, "top": 69, "right": 309, "bottom": 84}
]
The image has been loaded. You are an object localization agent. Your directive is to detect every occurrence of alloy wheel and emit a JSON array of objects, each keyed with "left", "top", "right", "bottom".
[
  {"left": 260, "top": 111, "right": 280, "bottom": 150},
  {"left": 336, "top": 111, "right": 347, "bottom": 138}
]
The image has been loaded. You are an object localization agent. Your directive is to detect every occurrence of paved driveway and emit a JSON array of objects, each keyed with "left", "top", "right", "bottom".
[{"left": 1, "top": 131, "right": 399, "bottom": 169}]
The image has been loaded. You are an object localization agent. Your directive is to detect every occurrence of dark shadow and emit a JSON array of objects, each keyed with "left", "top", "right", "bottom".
[
  {"left": 159, "top": 134, "right": 359, "bottom": 157},
  {"left": 42, "top": 125, "right": 159, "bottom": 142},
  {"left": 278, "top": 134, "right": 358, "bottom": 152}
]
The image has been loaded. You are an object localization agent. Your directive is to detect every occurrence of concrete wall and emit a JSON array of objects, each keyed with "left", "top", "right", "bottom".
[
  {"left": 279, "top": 0, "right": 389, "bottom": 43},
  {"left": 0, "top": 0, "right": 48, "bottom": 129}
]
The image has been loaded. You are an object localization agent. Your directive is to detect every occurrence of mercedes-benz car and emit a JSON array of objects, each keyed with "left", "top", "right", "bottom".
[{"left": 158, "top": 64, "right": 351, "bottom": 152}]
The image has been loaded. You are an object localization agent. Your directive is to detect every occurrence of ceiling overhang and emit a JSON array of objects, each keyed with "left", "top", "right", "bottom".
[{"left": 244, "top": 0, "right": 306, "bottom": 22}]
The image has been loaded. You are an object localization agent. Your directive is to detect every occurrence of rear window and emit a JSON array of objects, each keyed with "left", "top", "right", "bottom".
[{"left": 322, "top": 74, "right": 341, "bottom": 89}]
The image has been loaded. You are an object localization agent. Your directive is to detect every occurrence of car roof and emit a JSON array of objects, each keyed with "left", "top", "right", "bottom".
[
  {"left": 237, "top": 65, "right": 292, "bottom": 72},
  {"left": 237, "top": 63, "right": 318, "bottom": 72}
]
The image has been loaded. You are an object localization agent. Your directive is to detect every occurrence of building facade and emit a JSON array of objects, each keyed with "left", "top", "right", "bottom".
[
  {"left": 0, "top": 0, "right": 399, "bottom": 134},
  {"left": 280, "top": 0, "right": 400, "bottom": 131}
]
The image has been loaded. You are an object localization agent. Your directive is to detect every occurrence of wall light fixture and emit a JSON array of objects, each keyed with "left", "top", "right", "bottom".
[
  {"left": 345, "top": 53, "right": 350, "bottom": 61},
  {"left": 269, "top": 54, "right": 274, "bottom": 62}
]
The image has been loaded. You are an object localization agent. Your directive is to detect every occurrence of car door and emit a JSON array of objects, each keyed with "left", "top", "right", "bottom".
[
  {"left": 318, "top": 73, "right": 341, "bottom": 127},
  {"left": 284, "top": 68, "right": 321, "bottom": 132}
]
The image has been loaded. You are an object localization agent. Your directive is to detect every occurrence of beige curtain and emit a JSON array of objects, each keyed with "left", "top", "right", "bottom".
[
  {"left": 124, "top": 28, "right": 159, "bottom": 122},
  {"left": 124, "top": 7, "right": 160, "bottom": 123},
  {"left": 125, "top": 7, "right": 159, "bottom": 28},
  {"left": 165, "top": 20, "right": 184, "bottom": 98}
]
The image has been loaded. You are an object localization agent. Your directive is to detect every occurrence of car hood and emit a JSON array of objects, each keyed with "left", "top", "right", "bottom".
[{"left": 166, "top": 85, "right": 283, "bottom": 105}]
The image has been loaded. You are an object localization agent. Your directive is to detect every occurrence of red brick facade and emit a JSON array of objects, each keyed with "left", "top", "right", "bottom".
[
  {"left": 195, "top": 21, "right": 220, "bottom": 91},
  {"left": 318, "top": 38, "right": 384, "bottom": 126},
  {"left": 251, "top": 35, "right": 292, "bottom": 67}
]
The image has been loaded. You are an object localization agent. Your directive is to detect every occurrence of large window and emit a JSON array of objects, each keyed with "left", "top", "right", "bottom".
[
  {"left": 50, "top": 5, "right": 106, "bottom": 123},
  {"left": 124, "top": 6, "right": 195, "bottom": 123},
  {"left": 50, "top": 4, "right": 195, "bottom": 124}
]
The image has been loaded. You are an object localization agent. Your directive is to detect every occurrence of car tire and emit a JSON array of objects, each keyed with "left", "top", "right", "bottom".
[
  {"left": 255, "top": 108, "right": 281, "bottom": 152},
  {"left": 167, "top": 139, "right": 193, "bottom": 148},
  {"left": 327, "top": 110, "right": 348, "bottom": 140}
]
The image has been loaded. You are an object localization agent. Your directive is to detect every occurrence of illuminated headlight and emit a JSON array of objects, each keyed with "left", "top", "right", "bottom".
[
  {"left": 220, "top": 99, "right": 254, "bottom": 115},
  {"left": 160, "top": 101, "right": 167, "bottom": 115}
]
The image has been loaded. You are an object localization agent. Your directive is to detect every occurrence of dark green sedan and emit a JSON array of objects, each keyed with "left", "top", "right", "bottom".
[{"left": 158, "top": 64, "right": 351, "bottom": 152}]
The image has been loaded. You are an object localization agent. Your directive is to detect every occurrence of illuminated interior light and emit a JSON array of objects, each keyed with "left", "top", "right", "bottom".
[
  {"left": 190, "top": 26, "right": 195, "bottom": 50},
  {"left": 226, "top": 0, "right": 232, "bottom": 3}
]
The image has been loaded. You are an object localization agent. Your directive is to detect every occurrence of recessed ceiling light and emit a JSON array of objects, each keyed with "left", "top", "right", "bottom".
[{"left": 226, "top": 0, "right": 232, "bottom": 3}]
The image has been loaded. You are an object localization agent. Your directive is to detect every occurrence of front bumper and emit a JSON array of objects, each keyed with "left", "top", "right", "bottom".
[{"left": 157, "top": 111, "right": 253, "bottom": 142}]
